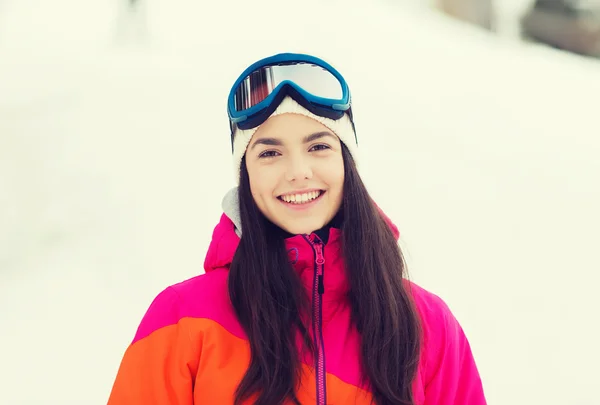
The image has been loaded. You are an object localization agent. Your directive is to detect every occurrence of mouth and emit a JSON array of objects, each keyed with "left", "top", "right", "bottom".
[{"left": 277, "top": 190, "right": 325, "bottom": 206}]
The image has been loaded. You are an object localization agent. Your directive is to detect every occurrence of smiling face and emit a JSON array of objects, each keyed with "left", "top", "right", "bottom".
[{"left": 244, "top": 113, "right": 345, "bottom": 235}]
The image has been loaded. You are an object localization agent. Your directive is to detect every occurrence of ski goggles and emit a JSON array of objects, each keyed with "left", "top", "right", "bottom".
[{"left": 227, "top": 53, "right": 352, "bottom": 132}]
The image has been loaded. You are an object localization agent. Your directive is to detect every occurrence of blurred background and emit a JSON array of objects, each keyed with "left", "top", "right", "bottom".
[
  {"left": 436, "top": 0, "right": 600, "bottom": 57},
  {"left": 1, "top": 0, "right": 599, "bottom": 404}
]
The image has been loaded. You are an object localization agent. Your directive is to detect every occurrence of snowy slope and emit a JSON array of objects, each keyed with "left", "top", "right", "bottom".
[{"left": 1, "top": 0, "right": 599, "bottom": 404}]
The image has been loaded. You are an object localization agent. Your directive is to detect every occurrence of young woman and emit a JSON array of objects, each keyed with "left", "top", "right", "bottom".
[{"left": 107, "top": 53, "right": 487, "bottom": 405}]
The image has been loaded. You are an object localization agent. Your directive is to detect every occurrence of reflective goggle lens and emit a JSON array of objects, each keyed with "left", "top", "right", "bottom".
[{"left": 232, "top": 62, "right": 344, "bottom": 112}]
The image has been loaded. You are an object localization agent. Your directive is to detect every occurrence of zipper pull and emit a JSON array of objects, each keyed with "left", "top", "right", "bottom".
[
  {"left": 314, "top": 240, "right": 325, "bottom": 295},
  {"left": 314, "top": 242, "right": 325, "bottom": 266}
]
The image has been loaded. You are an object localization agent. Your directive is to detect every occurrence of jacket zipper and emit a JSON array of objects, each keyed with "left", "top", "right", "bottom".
[{"left": 305, "top": 234, "right": 327, "bottom": 405}]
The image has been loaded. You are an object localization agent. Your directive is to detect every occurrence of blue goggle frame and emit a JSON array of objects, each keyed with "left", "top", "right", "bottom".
[{"left": 227, "top": 53, "right": 352, "bottom": 132}]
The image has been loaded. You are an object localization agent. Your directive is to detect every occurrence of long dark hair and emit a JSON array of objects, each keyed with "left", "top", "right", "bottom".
[{"left": 228, "top": 144, "right": 421, "bottom": 405}]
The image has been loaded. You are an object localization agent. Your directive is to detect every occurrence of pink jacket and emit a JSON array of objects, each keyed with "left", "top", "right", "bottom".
[{"left": 108, "top": 210, "right": 487, "bottom": 404}]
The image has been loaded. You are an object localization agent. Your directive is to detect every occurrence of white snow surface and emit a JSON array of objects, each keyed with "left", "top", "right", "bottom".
[{"left": 1, "top": 0, "right": 599, "bottom": 404}]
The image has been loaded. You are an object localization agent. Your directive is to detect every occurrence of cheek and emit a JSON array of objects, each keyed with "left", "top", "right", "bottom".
[
  {"left": 248, "top": 181, "right": 261, "bottom": 206},
  {"left": 246, "top": 163, "right": 264, "bottom": 204},
  {"left": 330, "top": 161, "right": 345, "bottom": 205},
  {"left": 249, "top": 166, "right": 278, "bottom": 200},
  {"left": 248, "top": 177, "right": 266, "bottom": 206},
  {"left": 326, "top": 157, "right": 345, "bottom": 190}
]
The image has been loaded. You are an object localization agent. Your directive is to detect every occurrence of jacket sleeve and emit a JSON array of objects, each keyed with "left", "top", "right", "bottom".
[
  {"left": 422, "top": 295, "right": 487, "bottom": 405},
  {"left": 107, "top": 287, "right": 196, "bottom": 405}
]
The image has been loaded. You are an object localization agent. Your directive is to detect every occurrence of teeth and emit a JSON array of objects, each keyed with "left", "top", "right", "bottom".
[{"left": 281, "top": 191, "right": 322, "bottom": 204}]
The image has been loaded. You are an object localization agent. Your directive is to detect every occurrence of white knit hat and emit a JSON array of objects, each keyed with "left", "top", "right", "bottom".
[{"left": 231, "top": 96, "right": 358, "bottom": 183}]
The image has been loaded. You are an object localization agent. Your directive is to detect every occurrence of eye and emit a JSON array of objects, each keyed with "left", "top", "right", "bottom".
[
  {"left": 309, "top": 144, "right": 331, "bottom": 152},
  {"left": 258, "top": 150, "right": 280, "bottom": 159}
]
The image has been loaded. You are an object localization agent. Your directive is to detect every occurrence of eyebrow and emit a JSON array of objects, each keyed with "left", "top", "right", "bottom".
[{"left": 250, "top": 131, "right": 336, "bottom": 150}]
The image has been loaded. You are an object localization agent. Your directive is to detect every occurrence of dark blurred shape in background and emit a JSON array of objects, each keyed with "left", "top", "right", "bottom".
[
  {"left": 435, "top": 0, "right": 496, "bottom": 31},
  {"left": 521, "top": 0, "right": 600, "bottom": 57},
  {"left": 434, "top": 0, "right": 600, "bottom": 59}
]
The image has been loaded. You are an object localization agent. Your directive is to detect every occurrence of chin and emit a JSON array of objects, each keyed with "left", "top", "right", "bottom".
[{"left": 279, "top": 220, "right": 324, "bottom": 236}]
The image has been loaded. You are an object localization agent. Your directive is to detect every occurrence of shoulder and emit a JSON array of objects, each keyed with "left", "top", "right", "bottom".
[
  {"left": 170, "top": 269, "right": 230, "bottom": 307},
  {"left": 406, "top": 281, "right": 455, "bottom": 328},
  {"left": 406, "top": 281, "right": 480, "bottom": 384},
  {"left": 406, "top": 281, "right": 463, "bottom": 366},
  {"left": 132, "top": 269, "right": 241, "bottom": 344},
  {"left": 406, "top": 280, "right": 465, "bottom": 348},
  {"left": 406, "top": 282, "right": 487, "bottom": 402}
]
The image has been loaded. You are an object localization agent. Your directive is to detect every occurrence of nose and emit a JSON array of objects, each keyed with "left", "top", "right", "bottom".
[{"left": 284, "top": 154, "right": 313, "bottom": 182}]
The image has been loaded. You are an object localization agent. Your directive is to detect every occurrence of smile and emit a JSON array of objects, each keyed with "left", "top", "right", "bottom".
[{"left": 277, "top": 190, "right": 324, "bottom": 205}]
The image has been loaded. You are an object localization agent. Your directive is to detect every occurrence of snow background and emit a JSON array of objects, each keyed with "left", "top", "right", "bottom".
[{"left": 1, "top": 0, "right": 599, "bottom": 404}]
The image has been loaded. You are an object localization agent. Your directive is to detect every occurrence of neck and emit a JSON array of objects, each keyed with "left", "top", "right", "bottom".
[{"left": 268, "top": 210, "right": 344, "bottom": 245}]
